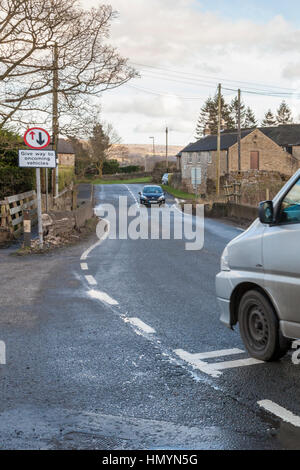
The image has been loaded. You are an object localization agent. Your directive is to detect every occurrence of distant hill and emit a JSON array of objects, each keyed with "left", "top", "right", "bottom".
[
  {"left": 107, "top": 144, "right": 182, "bottom": 170},
  {"left": 125, "top": 144, "right": 182, "bottom": 157}
]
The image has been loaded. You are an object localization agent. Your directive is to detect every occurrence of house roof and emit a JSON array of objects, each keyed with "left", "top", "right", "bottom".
[
  {"left": 179, "top": 129, "right": 254, "bottom": 154},
  {"left": 178, "top": 124, "right": 300, "bottom": 156},
  {"left": 259, "top": 124, "right": 300, "bottom": 146},
  {"left": 45, "top": 138, "right": 75, "bottom": 154}
]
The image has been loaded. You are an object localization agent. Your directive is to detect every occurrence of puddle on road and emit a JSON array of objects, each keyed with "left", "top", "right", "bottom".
[
  {"left": 277, "top": 422, "right": 300, "bottom": 450},
  {"left": 259, "top": 408, "right": 300, "bottom": 450}
]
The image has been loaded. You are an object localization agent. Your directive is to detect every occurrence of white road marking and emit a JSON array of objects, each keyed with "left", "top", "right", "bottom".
[
  {"left": 80, "top": 263, "right": 88, "bottom": 271},
  {"left": 126, "top": 318, "right": 156, "bottom": 334},
  {"left": 211, "top": 357, "right": 264, "bottom": 370},
  {"left": 174, "top": 348, "right": 264, "bottom": 378},
  {"left": 174, "top": 349, "right": 223, "bottom": 378},
  {"left": 85, "top": 275, "right": 97, "bottom": 286},
  {"left": 258, "top": 400, "right": 300, "bottom": 427},
  {"left": 0, "top": 341, "right": 6, "bottom": 365},
  {"left": 124, "top": 184, "right": 140, "bottom": 208},
  {"left": 193, "top": 348, "right": 244, "bottom": 360},
  {"left": 88, "top": 289, "right": 119, "bottom": 306},
  {"left": 80, "top": 219, "right": 110, "bottom": 261}
]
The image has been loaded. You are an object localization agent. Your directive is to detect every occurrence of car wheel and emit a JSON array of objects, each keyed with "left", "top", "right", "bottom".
[{"left": 238, "top": 290, "right": 290, "bottom": 361}]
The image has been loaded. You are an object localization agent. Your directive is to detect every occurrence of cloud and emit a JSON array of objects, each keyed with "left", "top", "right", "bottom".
[
  {"left": 83, "top": 0, "right": 300, "bottom": 144},
  {"left": 105, "top": 1, "right": 300, "bottom": 65},
  {"left": 282, "top": 63, "right": 300, "bottom": 80},
  {"left": 104, "top": 93, "right": 195, "bottom": 119}
]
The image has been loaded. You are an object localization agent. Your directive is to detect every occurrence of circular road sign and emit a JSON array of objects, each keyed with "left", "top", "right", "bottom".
[{"left": 24, "top": 127, "right": 51, "bottom": 149}]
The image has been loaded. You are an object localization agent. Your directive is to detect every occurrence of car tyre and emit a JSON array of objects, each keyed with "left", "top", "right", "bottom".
[{"left": 238, "top": 290, "right": 290, "bottom": 362}]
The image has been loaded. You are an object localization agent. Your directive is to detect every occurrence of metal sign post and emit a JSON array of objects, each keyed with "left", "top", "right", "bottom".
[
  {"left": 45, "top": 168, "right": 48, "bottom": 213},
  {"left": 36, "top": 168, "right": 43, "bottom": 247},
  {"left": 191, "top": 167, "right": 202, "bottom": 199},
  {"left": 20, "top": 127, "right": 56, "bottom": 248}
]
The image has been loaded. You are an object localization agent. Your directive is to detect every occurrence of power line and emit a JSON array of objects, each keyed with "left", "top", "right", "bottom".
[
  {"left": 139, "top": 69, "right": 300, "bottom": 98},
  {"left": 125, "top": 83, "right": 205, "bottom": 100},
  {"left": 131, "top": 61, "right": 298, "bottom": 94}
]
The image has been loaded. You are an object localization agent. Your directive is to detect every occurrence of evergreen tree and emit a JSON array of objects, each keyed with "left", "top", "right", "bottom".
[
  {"left": 230, "top": 96, "right": 246, "bottom": 128},
  {"left": 89, "top": 123, "right": 111, "bottom": 177},
  {"left": 261, "top": 109, "right": 277, "bottom": 127},
  {"left": 276, "top": 101, "right": 293, "bottom": 125},
  {"left": 244, "top": 107, "right": 257, "bottom": 128},
  {"left": 195, "top": 93, "right": 234, "bottom": 139}
]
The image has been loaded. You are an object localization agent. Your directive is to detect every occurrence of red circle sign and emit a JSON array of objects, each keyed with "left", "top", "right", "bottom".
[{"left": 24, "top": 127, "right": 51, "bottom": 149}]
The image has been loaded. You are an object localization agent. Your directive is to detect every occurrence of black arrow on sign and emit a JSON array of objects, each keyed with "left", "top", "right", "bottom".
[{"left": 36, "top": 132, "right": 45, "bottom": 146}]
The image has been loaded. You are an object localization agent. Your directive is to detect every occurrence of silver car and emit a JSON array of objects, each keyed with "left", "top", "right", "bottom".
[
  {"left": 216, "top": 169, "right": 300, "bottom": 361},
  {"left": 161, "top": 173, "right": 169, "bottom": 185}
]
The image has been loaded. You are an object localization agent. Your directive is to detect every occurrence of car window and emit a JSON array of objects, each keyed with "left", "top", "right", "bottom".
[
  {"left": 280, "top": 178, "right": 300, "bottom": 224},
  {"left": 143, "top": 187, "right": 162, "bottom": 194}
]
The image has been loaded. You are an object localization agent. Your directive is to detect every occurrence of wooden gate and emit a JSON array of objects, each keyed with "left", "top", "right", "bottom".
[{"left": 1, "top": 190, "right": 37, "bottom": 238}]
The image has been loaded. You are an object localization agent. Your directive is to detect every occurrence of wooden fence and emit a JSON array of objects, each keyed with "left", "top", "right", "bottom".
[
  {"left": 0, "top": 190, "right": 37, "bottom": 239},
  {"left": 224, "top": 181, "right": 242, "bottom": 204}
]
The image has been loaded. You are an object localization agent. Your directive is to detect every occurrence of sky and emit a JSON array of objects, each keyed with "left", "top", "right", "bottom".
[{"left": 82, "top": 0, "right": 300, "bottom": 146}]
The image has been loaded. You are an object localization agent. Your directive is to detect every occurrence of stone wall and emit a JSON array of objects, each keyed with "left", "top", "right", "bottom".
[
  {"left": 43, "top": 200, "right": 94, "bottom": 238},
  {"left": 205, "top": 202, "right": 258, "bottom": 224},
  {"left": 224, "top": 170, "right": 289, "bottom": 206},
  {"left": 101, "top": 171, "right": 150, "bottom": 180}
]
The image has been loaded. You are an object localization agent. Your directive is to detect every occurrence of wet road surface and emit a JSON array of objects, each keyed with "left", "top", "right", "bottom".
[{"left": 0, "top": 183, "right": 299, "bottom": 449}]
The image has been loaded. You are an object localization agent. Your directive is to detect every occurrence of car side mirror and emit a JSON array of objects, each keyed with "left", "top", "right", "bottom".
[{"left": 259, "top": 200, "right": 274, "bottom": 224}]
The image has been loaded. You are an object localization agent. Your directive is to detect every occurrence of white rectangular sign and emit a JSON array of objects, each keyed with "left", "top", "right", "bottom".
[
  {"left": 18, "top": 149, "right": 56, "bottom": 168},
  {"left": 191, "top": 167, "right": 202, "bottom": 186}
]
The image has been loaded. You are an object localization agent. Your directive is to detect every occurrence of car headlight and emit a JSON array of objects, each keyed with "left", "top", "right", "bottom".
[
  {"left": 158, "top": 195, "right": 164, "bottom": 200},
  {"left": 220, "top": 246, "right": 230, "bottom": 271}
]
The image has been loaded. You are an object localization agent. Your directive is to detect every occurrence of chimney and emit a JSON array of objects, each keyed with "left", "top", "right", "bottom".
[{"left": 204, "top": 125, "right": 211, "bottom": 136}]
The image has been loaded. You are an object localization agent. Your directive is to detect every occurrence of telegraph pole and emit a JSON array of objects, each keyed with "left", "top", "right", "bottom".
[
  {"left": 238, "top": 88, "right": 241, "bottom": 173},
  {"left": 149, "top": 136, "right": 155, "bottom": 157},
  {"left": 52, "top": 42, "right": 59, "bottom": 197},
  {"left": 216, "top": 83, "right": 222, "bottom": 196},
  {"left": 165, "top": 126, "right": 168, "bottom": 171}
]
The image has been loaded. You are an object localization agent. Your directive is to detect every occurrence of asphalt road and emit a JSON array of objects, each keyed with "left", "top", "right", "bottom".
[{"left": 0, "top": 183, "right": 300, "bottom": 450}]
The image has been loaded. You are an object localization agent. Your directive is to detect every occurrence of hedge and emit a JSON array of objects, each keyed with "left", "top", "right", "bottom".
[{"left": 0, "top": 166, "right": 35, "bottom": 200}]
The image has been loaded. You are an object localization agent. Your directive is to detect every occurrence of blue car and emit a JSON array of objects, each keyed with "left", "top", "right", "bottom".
[{"left": 139, "top": 185, "right": 166, "bottom": 207}]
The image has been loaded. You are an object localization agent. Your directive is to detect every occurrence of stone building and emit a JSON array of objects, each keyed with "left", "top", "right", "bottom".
[
  {"left": 56, "top": 139, "right": 75, "bottom": 167},
  {"left": 45, "top": 139, "right": 75, "bottom": 167},
  {"left": 178, "top": 125, "right": 300, "bottom": 194}
]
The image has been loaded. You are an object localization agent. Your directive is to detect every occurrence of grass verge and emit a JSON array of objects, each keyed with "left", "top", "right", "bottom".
[{"left": 161, "top": 185, "right": 196, "bottom": 200}]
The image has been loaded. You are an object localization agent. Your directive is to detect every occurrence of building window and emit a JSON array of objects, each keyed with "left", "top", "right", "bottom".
[
  {"left": 197, "top": 153, "right": 201, "bottom": 163},
  {"left": 188, "top": 153, "right": 192, "bottom": 163},
  {"left": 207, "top": 152, "right": 212, "bottom": 163}
]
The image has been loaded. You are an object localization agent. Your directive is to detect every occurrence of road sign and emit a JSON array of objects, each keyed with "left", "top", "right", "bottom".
[
  {"left": 18, "top": 149, "right": 56, "bottom": 168},
  {"left": 191, "top": 167, "right": 202, "bottom": 187},
  {"left": 24, "top": 127, "right": 51, "bottom": 149}
]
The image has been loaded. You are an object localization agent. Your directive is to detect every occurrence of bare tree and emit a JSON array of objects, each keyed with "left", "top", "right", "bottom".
[
  {"left": 0, "top": 1, "right": 137, "bottom": 134},
  {"left": 106, "top": 144, "right": 129, "bottom": 164}
]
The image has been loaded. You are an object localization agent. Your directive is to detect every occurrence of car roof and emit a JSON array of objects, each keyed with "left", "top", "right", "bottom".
[{"left": 143, "top": 185, "right": 162, "bottom": 189}]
